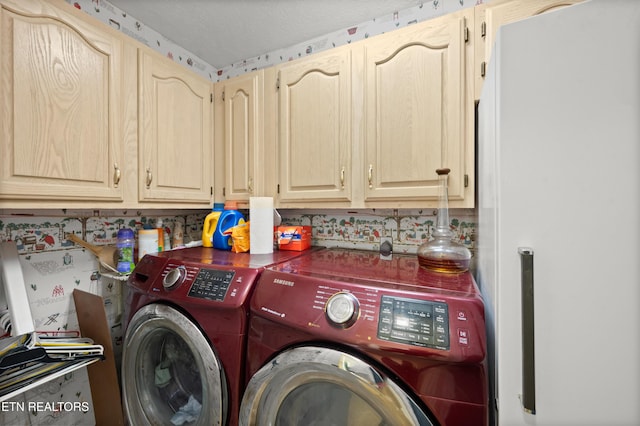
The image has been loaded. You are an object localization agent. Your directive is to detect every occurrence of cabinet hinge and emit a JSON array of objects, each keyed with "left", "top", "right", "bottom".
[
  {"left": 222, "top": 90, "right": 225, "bottom": 102},
  {"left": 464, "top": 26, "right": 469, "bottom": 43},
  {"left": 481, "top": 21, "right": 486, "bottom": 38},
  {"left": 480, "top": 62, "right": 486, "bottom": 78},
  {"left": 464, "top": 174, "right": 469, "bottom": 188},
  {"left": 276, "top": 76, "right": 280, "bottom": 91}
]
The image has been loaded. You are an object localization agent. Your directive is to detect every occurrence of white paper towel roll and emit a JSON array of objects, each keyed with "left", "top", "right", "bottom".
[{"left": 250, "top": 197, "right": 274, "bottom": 254}]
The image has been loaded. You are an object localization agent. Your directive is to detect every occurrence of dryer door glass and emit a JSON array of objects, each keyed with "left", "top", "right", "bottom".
[
  {"left": 122, "top": 304, "right": 226, "bottom": 426},
  {"left": 276, "top": 382, "right": 392, "bottom": 425},
  {"left": 240, "top": 346, "right": 434, "bottom": 426}
]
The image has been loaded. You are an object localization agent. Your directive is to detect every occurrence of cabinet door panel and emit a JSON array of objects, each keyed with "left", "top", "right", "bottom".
[
  {"left": 223, "top": 71, "right": 262, "bottom": 200},
  {"left": 139, "top": 50, "right": 212, "bottom": 203},
  {"left": 364, "top": 12, "right": 468, "bottom": 202},
  {"left": 277, "top": 48, "right": 351, "bottom": 202},
  {"left": 0, "top": 1, "right": 124, "bottom": 201}
]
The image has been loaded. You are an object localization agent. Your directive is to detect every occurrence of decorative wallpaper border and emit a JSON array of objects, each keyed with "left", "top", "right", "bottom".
[
  {"left": 279, "top": 208, "right": 476, "bottom": 256},
  {"left": 67, "top": 0, "right": 483, "bottom": 82}
]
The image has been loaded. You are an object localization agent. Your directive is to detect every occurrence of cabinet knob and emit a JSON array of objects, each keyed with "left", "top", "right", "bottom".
[
  {"left": 368, "top": 164, "right": 373, "bottom": 189},
  {"left": 340, "top": 166, "right": 345, "bottom": 189},
  {"left": 146, "top": 168, "right": 153, "bottom": 188},
  {"left": 113, "top": 163, "right": 121, "bottom": 186}
]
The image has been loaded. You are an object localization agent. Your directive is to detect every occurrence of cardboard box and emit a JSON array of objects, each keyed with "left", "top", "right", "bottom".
[
  {"left": 74, "top": 290, "right": 124, "bottom": 426},
  {"left": 277, "top": 226, "right": 312, "bottom": 251}
]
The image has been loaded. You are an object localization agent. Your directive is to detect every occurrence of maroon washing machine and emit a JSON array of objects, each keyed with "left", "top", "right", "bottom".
[
  {"left": 240, "top": 248, "right": 488, "bottom": 426},
  {"left": 121, "top": 247, "right": 313, "bottom": 426}
]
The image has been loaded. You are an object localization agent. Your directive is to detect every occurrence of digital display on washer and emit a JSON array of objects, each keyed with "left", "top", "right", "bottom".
[
  {"left": 187, "top": 268, "right": 235, "bottom": 301},
  {"left": 378, "top": 295, "right": 449, "bottom": 350}
]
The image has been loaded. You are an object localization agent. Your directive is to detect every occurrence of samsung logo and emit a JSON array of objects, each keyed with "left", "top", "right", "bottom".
[{"left": 273, "top": 278, "right": 295, "bottom": 287}]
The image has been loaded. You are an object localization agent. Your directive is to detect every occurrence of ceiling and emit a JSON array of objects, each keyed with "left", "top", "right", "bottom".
[{"left": 108, "top": 0, "right": 423, "bottom": 69}]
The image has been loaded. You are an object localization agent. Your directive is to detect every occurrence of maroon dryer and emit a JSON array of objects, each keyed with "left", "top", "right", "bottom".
[{"left": 240, "top": 247, "right": 488, "bottom": 426}]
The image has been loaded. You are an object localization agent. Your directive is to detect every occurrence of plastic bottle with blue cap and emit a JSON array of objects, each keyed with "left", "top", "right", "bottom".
[
  {"left": 213, "top": 205, "right": 245, "bottom": 250},
  {"left": 202, "top": 203, "right": 225, "bottom": 247}
]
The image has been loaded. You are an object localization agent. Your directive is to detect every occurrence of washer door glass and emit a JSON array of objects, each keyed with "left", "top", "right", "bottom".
[
  {"left": 122, "top": 304, "right": 226, "bottom": 426},
  {"left": 240, "top": 346, "right": 434, "bottom": 426}
]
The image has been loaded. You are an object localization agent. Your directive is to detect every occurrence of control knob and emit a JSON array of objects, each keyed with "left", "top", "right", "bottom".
[
  {"left": 163, "top": 266, "right": 186, "bottom": 290},
  {"left": 325, "top": 292, "right": 359, "bottom": 328}
]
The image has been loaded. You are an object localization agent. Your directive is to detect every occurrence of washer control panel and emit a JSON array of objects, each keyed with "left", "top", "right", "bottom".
[
  {"left": 377, "top": 295, "right": 449, "bottom": 350},
  {"left": 187, "top": 268, "right": 236, "bottom": 301}
]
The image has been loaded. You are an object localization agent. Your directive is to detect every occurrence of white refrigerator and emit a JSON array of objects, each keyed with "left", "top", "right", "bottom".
[{"left": 476, "top": 0, "right": 640, "bottom": 425}]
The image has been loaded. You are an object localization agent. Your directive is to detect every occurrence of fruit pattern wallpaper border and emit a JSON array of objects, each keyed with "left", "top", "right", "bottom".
[{"left": 280, "top": 208, "right": 476, "bottom": 255}]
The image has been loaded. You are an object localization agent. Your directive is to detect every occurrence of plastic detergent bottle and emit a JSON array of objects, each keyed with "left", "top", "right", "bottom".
[
  {"left": 213, "top": 207, "right": 245, "bottom": 250},
  {"left": 202, "top": 203, "right": 225, "bottom": 247},
  {"left": 116, "top": 228, "right": 135, "bottom": 274}
]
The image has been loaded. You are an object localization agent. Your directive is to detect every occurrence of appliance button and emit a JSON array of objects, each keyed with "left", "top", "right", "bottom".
[
  {"left": 163, "top": 266, "right": 186, "bottom": 290},
  {"left": 457, "top": 328, "right": 469, "bottom": 345},
  {"left": 325, "top": 292, "right": 359, "bottom": 328}
]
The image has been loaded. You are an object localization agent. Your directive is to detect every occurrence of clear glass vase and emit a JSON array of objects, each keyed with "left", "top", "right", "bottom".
[{"left": 417, "top": 168, "right": 471, "bottom": 273}]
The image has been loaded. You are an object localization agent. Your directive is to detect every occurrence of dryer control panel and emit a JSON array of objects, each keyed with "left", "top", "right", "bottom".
[{"left": 378, "top": 295, "right": 450, "bottom": 350}]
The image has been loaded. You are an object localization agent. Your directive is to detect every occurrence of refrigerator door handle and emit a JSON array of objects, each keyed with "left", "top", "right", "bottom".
[{"left": 518, "top": 247, "right": 536, "bottom": 415}]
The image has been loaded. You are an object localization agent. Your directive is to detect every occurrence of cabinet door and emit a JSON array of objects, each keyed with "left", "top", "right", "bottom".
[
  {"left": 0, "top": 0, "right": 125, "bottom": 202},
  {"left": 363, "top": 10, "right": 471, "bottom": 203},
  {"left": 221, "top": 70, "right": 263, "bottom": 201},
  {"left": 276, "top": 47, "right": 352, "bottom": 203},
  {"left": 138, "top": 49, "right": 213, "bottom": 204},
  {"left": 475, "top": 0, "right": 583, "bottom": 99}
]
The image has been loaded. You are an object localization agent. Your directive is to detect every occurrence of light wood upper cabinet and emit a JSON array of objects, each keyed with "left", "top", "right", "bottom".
[
  {"left": 0, "top": 0, "right": 128, "bottom": 203},
  {"left": 270, "top": 11, "right": 474, "bottom": 208},
  {"left": 215, "top": 70, "right": 264, "bottom": 202},
  {"left": 362, "top": 9, "right": 473, "bottom": 205},
  {"left": 138, "top": 49, "right": 213, "bottom": 204},
  {"left": 475, "top": 0, "right": 583, "bottom": 99},
  {"left": 275, "top": 46, "right": 353, "bottom": 204}
]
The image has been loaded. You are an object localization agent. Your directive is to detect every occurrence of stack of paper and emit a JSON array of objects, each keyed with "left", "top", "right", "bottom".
[{"left": 0, "top": 332, "right": 104, "bottom": 401}]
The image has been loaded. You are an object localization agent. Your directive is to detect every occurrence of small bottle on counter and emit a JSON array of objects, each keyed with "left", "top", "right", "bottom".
[
  {"left": 138, "top": 229, "right": 159, "bottom": 261},
  {"left": 116, "top": 228, "right": 135, "bottom": 274},
  {"left": 157, "top": 219, "right": 171, "bottom": 251},
  {"left": 173, "top": 221, "right": 184, "bottom": 248}
]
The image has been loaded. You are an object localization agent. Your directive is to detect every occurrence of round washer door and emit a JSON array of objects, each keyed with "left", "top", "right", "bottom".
[
  {"left": 240, "top": 346, "right": 435, "bottom": 426},
  {"left": 122, "top": 304, "right": 226, "bottom": 426}
]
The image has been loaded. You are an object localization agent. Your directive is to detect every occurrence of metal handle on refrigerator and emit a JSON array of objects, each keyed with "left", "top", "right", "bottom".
[{"left": 518, "top": 247, "right": 536, "bottom": 415}]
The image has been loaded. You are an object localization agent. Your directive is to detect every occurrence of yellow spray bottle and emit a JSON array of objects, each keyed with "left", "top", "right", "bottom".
[{"left": 202, "top": 204, "right": 224, "bottom": 247}]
